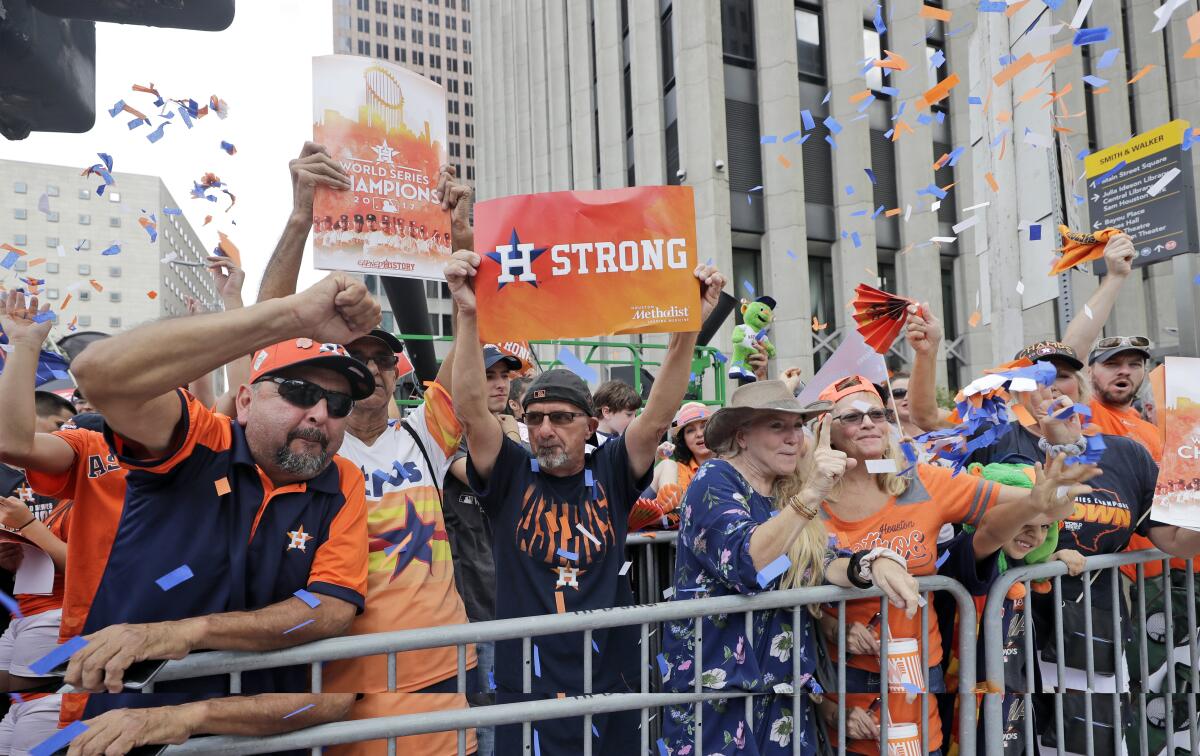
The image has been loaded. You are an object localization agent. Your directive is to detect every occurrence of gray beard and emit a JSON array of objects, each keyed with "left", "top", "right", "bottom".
[
  {"left": 275, "top": 428, "right": 332, "bottom": 477},
  {"left": 535, "top": 448, "right": 570, "bottom": 471}
]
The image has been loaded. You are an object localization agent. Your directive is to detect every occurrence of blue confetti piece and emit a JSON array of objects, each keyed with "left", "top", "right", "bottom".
[
  {"left": 0, "top": 589, "right": 22, "bottom": 618},
  {"left": 900, "top": 682, "right": 922, "bottom": 694},
  {"left": 798, "top": 133, "right": 811, "bottom": 144},
  {"left": 294, "top": 589, "right": 322, "bottom": 608},
  {"left": 488, "top": 670, "right": 496, "bottom": 690},
  {"left": 998, "top": 54, "right": 1017, "bottom": 66},
  {"left": 929, "top": 49, "right": 945, "bottom": 69},
  {"left": 592, "top": 724, "right": 600, "bottom": 737},
  {"left": 1029, "top": 224, "right": 1042, "bottom": 241},
  {"left": 968, "top": 96, "right": 982, "bottom": 105},
  {"left": 991, "top": 128, "right": 1011, "bottom": 148},
  {"left": 100, "top": 243, "right": 121, "bottom": 256},
  {"left": 29, "top": 635, "right": 87, "bottom": 676},
  {"left": 918, "top": 183, "right": 948, "bottom": 200},
  {"left": 864, "top": 168, "right": 876, "bottom": 185},
  {"left": 177, "top": 106, "right": 194, "bottom": 129},
  {"left": 283, "top": 619, "right": 315, "bottom": 635},
  {"left": 760, "top": 135, "right": 777, "bottom": 144},
  {"left": 851, "top": 209, "right": 868, "bottom": 217},
  {"left": 782, "top": 130, "right": 801, "bottom": 142},
  {"left": 936, "top": 110, "right": 946, "bottom": 124},
  {"left": 220, "top": 140, "right": 237, "bottom": 155},
  {"left": 947, "top": 146, "right": 966, "bottom": 167},
  {"left": 530, "top": 458, "right": 540, "bottom": 473},
  {"left": 883, "top": 128, "right": 895, "bottom": 140},
  {"left": 1043, "top": 0, "right": 1065, "bottom": 8},
  {"left": 845, "top": 184, "right": 855, "bottom": 196},
  {"left": 978, "top": 0, "right": 1007, "bottom": 11},
  {"left": 30, "top": 721, "right": 87, "bottom": 756},
  {"left": 32, "top": 312, "right": 56, "bottom": 324},
  {"left": 800, "top": 110, "right": 815, "bottom": 132},
  {"left": 756, "top": 554, "right": 792, "bottom": 588},
  {"left": 1096, "top": 48, "right": 1120, "bottom": 70},
  {"left": 1074, "top": 194, "right": 1086, "bottom": 205},
  {"left": 163, "top": 206, "right": 182, "bottom": 215},
  {"left": 534, "top": 730, "right": 542, "bottom": 756},
  {"left": 283, "top": 703, "right": 315, "bottom": 719},
  {"left": 146, "top": 121, "right": 170, "bottom": 143},
  {"left": 533, "top": 644, "right": 542, "bottom": 677},
  {"left": 894, "top": 101, "right": 907, "bottom": 119},
  {"left": 557, "top": 548, "right": 578, "bottom": 561},
  {"left": 555, "top": 346, "right": 598, "bottom": 384},
  {"left": 0, "top": 251, "right": 18, "bottom": 270},
  {"left": 873, "top": 5, "right": 885, "bottom": 34},
  {"left": 656, "top": 654, "right": 669, "bottom": 677},
  {"left": 657, "top": 739, "right": 669, "bottom": 756},
  {"left": 786, "top": 249, "right": 797, "bottom": 260},
  {"left": 742, "top": 279, "right": 756, "bottom": 296},
  {"left": 935, "top": 550, "right": 952, "bottom": 569},
  {"left": 851, "top": 232, "right": 862, "bottom": 248},
  {"left": 879, "top": 85, "right": 899, "bottom": 97},
  {"left": 825, "top": 135, "right": 837, "bottom": 149},
  {"left": 1073, "top": 27, "right": 1110, "bottom": 46},
  {"left": 1082, "top": 75, "right": 1108, "bottom": 88},
  {"left": 823, "top": 115, "right": 842, "bottom": 135},
  {"left": 712, "top": 350, "right": 728, "bottom": 364},
  {"left": 821, "top": 90, "right": 831, "bottom": 104},
  {"left": 107, "top": 100, "right": 126, "bottom": 118},
  {"left": 872, "top": 205, "right": 885, "bottom": 219},
  {"left": 155, "top": 564, "right": 194, "bottom": 591},
  {"left": 1194, "top": 274, "right": 1200, "bottom": 285},
  {"left": 856, "top": 94, "right": 876, "bottom": 113},
  {"left": 917, "top": 113, "right": 933, "bottom": 126}
]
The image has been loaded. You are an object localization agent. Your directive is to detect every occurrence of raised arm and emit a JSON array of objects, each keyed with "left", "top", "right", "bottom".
[
  {"left": 1061, "top": 233, "right": 1134, "bottom": 359},
  {"left": 71, "top": 693, "right": 356, "bottom": 755},
  {"left": 203, "top": 254, "right": 252, "bottom": 416},
  {"left": 445, "top": 251, "right": 503, "bottom": 480},
  {"left": 0, "top": 292, "right": 76, "bottom": 473},
  {"left": 0, "top": 496, "right": 67, "bottom": 569},
  {"left": 65, "top": 592, "right": 358, "bottom": 693},
  {"left": 972, "top": 455, "right": 1100, "bottom": 558},
  {"left": 70, "top": 274, "right": 381, "bottom": 458},
  {"left": 256, "top": 143, "right": 352, "bottom": 302},
  {"left": 904, "top": 303, "right": 953, "bottom": 432},
  {"left": 624, "top": 265, "right": 726, "bottom": 478}
]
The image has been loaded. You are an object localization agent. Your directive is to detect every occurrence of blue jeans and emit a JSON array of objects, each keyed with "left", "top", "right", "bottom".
[{"left": 473, "top": 641, "right": 495, "bottom": 756}]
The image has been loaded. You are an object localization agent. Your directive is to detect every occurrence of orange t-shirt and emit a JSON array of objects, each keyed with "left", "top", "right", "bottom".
[
  {"left": 830, "top": 693, "right": 943, "bottom": 756},
  {"left": 822, "top": 463, "right": 999, "bottom": 673},
  {"left": 1089, "top": 399, "right": 1162, "bottom": 460}
]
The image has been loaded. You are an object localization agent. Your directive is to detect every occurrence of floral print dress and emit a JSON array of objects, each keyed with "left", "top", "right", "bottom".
[{"left": 660, "top": 459, "right": 833, "bottom": 756}]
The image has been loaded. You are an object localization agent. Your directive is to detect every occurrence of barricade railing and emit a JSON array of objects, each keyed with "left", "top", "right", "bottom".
[
  {"left": 142, "top": 576, "right": 977, "bottom": 756},
  {"left": 980, "top": 547, "right": 1200, "bottom": 756}
]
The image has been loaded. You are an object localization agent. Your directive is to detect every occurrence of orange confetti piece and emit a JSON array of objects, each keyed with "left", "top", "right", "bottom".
[
  {"left": 890, "top": 120, "right": 914, "bottom": 141},
  {"left": 60, "top": 294, "right": 71, "bottom": 310},
  {"left": 68, "top": 316, "right": 77, "bottom": 329},
  {"left": 968, "top": 311, "right": 982, "bottom": 328},
  {"left": 1012, "top": 404, "right": 1037, "bottom": 428},
  {"left": 996, "top": 111, "right": 1012, "bottom": 123},
  {"left": 993, "top": 53, "right": 1035, "bottom": 87},
  {"left": 850, "top": 89, "right": 873, "bottom": 104},
  {"left": 1036, "top": 44, "right": 1072, "bottom": 72},
  {"left": 777, "top": 154, "right": 792, "bottom": 169},
  {"left": 214, "top": 477, "right": 231, "bottom": 496},
  {"left": 875, "top": 50, "right": 909, "bottom": 71},
  {"left": 25, "top": 258, "right": 44, "bottom": 267},
  {"left": 933, "top": 152, "right": 950, "bottom": 170},
  {"left": 985, "top": 172, "right": 999, "bottom": 192},
  {"left": 1042, "top": 82, "right": 1073, "bottom": 110},
  {"left": 1189, "top": 11, "right": 1200, "bottom": 43},
  {"left": 203, "top": 215, "right": 213, "bottom": 226},
  {"left": 216, "top": 231, "right": 242, "bottom": 267},
  {"left": 811, "top": 316, "right": 828, "bottom": 333},
  {"left": 89, "top": 279, "right": 103, "bottom": 292},
  {"left": 0, "top": 243, "right": 26, "bottom": 256},
  {"left": 919, "top": 72, "right": 959, "bottom": 109},
  {"left": 147, "top": 290, "right": 158, "bottom": 299},
  {"left": 1018, "top": 86, "right": 1045, "bottom": 103},
  {"left": 920, "top": 4, "right": 951, "bottom": 21},
  {"left": 885, "top": 208, "right": 902, "bottom": 217},
  {"left": 1005, "top": 0, "right": 1030, "bottom": 16},
  {"left": 1127, "top": 65, "right": 1155, "bottom": 84},
  {"left": 1185, "top": 43, "right": 1200, "bottom": 60}
]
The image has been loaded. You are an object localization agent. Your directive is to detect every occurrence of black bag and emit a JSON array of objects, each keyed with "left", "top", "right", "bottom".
[
  {"left": 1039, "top": 597, "right": 1118, "bottom": 676},
  {"left": 1039, "top": 693, "right": 1125, "bottom": 756}
]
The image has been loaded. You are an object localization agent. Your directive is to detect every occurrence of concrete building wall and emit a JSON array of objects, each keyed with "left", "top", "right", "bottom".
[{"left": 473, "top": 0, "right": 1200, "bottom": 388}]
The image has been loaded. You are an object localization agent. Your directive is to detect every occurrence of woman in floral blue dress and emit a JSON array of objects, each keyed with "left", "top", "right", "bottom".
[{"left": 659, "top": 381, "right": 921, "bottom": 756}]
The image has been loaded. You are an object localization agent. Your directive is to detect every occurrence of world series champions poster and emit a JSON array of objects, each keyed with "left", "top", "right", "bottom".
[
  {"left": 312, "top": 54, "right": 451, "bottom": 280},
  {"left": 1152, "top": 357, "right": 1200, "bottom": 531}
]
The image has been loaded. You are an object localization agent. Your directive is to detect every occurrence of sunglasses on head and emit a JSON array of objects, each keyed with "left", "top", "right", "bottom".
[
  {"left": 1095, "top": 336, "right": 1150, "bottom": 350},
  {"left": 348, "top": 351, "right": 400, "bottom": 370},
  {"left": 525, "top": 410, "right": 588, "bottom": 427},
  {"left": 256, "top": 376, "right": 355, "bottom": 418},
  {"left": 832, "top": 408, "right": 895, "bottom": 425}
]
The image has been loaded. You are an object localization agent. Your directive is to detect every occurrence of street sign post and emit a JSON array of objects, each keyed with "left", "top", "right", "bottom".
[{"left": 1084, "top": 119, "right": 1198, "bottom": 270}]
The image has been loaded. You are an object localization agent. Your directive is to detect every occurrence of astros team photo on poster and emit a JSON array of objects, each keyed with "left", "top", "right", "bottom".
[{"left": 312, "top": 54, "right": 451, "bottom": 280}]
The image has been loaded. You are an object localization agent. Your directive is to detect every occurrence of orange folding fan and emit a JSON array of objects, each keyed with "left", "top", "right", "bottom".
[
  {"left": 852, "top": 283, "right": 917, "bottom": 354},
  {"left": 1049, "top": 225, "right": 1122, "bottom": 275}
]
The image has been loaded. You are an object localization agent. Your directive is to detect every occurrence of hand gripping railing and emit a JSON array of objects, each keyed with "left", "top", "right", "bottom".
[
  {"left": 980, "top": 548, "right": 1200, "bottom": 756},
  {"left": 151, "top": 576, "right": 977, "bottom": 755}
]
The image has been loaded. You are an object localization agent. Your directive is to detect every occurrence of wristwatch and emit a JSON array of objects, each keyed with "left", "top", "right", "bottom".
[{"left": 857, "top": 547, "right": 907, "bottom": 585}]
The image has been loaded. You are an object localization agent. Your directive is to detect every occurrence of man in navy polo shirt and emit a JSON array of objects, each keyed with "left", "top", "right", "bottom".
[{"left": 53, "top": 272, "right": 380, "bottom": 740}]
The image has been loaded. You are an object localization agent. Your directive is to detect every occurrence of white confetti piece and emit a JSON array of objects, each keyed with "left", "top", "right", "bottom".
[
  {"left": 866, "top": 459, "right": 899, "bottom": 474},
  {"left": 1025, "top": 23, "right": 1064, "bottom": 39},
  {"left": 576, "top": 523, "right": 601, "bottom": 547},
  {"left": 931, "top": 200, "right": 942, "bottom": 212},
  {"left": 1152, "top": 0, "right": 1188, "bottom": 33},
  {"left": 852, "top": 400, "right": 873, "bottom": 412},
  {"left": 904, "top": 204, "right": 912, "bottom": 222},
  {"left": 56, "top": 245, "right": 66, "bottom": 258},
  {"left": 662, "top": 587, "right": 675, "bottom": 599},
  {"left": 1016, "top": 281, "right": 1025, "bottom": 295},
  {"left": 952, "top": 215, "right": 980, "bottom": 234},
  {"left": 1146, "top": 167, "right": 1180, "bottom": 197},
  {"left": 963, "top": 202, "right": 991, "bottom": 212},
  {"left": 1069, "top": 0, "right": 1094, "bottom": 29},
  {"left": 931, "top": 236, "right": 958, "bottom": 243},
  {"left": 619, "top": 561, "right": 632, "bottom": 576},
  {"left": 1084, "top": 304, "right": 1094, "bottom": 319}
]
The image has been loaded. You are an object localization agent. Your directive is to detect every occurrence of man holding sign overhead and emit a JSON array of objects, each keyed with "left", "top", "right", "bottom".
[{"left": 446, "top": 239, "right": 725, "bottom": 755}]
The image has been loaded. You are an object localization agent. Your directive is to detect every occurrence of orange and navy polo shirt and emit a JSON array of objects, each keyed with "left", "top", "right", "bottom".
[{"left": 63, "top": 390, "right": 368, "bottom": 717}]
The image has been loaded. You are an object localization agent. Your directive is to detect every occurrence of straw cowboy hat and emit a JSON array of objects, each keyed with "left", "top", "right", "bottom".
[{"left": 703, "top": 380, "right": 832, "bottom": 452}]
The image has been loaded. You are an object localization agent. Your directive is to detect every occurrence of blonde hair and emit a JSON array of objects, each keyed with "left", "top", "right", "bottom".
[{"left": 820, "top": 423, "right": 909, "bottom": 502}]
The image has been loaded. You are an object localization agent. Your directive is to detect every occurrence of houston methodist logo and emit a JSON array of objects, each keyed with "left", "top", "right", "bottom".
[{"left": 485, "top": 225, "right": 691, "bottom": 291}]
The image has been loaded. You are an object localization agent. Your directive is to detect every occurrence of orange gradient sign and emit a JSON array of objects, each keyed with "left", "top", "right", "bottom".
[
  {"left": 473, "top": 187, "right": 701, "bottom": 342},
  {"left": 1152, "top": 356, "right": 1200, "bottom": 530},
  {"left": 312, "top": 54, "right": 450, "bottom": 280}
]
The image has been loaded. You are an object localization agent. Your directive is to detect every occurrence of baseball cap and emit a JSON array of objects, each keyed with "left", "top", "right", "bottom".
[
  {"left": 818, "top": 375, "right": 883, "bottom": 404},
  {"left": 522, "top": 369, "right": 594, "bottom": 416},
  {"left": 249, "top": 338, "right": 374, "bottom": 400},
  {"left": 353, "top": 329, "right": 404, "bottom": 353},
  {"left": 1013, "top": 340, "right": 1084, "bottom": 371},
  {"left": 1088, "top": 335, "right": 1152, "bottom": 366},
  {"left": 483, "top": 345, "right": 522, "bottom": 371}
]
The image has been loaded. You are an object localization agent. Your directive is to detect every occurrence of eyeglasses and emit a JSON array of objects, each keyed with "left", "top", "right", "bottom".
[
  {"left": 349, "top": 352, "right": 400, "bottom": 370},
  {"left": 256, "top": 377, "right": 355, "bottom": 418},
  {"left": 890, "top": 389, "right": 908, "bottom": 399},
  {"left": 832, "top": 408, "right": 895, "bottom": 425},
  {"left": 1095, "top": 336, "right": 1150, "bottom": 350},
  {"left": 525, "top": 411, "right": 588, "bottom": 427}
]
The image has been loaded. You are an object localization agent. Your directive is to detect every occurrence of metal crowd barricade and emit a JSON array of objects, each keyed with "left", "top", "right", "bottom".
[
  {"left": 980, "top": 548, "right": 1200, "bottom": 756},
  {"left": 141, "top": 577, "right": 976, "bottom": 756}
]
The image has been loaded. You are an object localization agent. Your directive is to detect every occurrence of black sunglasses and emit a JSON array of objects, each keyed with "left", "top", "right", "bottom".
[
  {"left": 257, "top": 376, "right": 355, "bottom": 418},
  {"left": 348, "top": 351, "right": 400, "bottom": 370},
  {"left": 525, "top": 410, "right": 588, "bottom": 427},
  {"left": 890, "top": 388, "right": 908, "bottom": 399}
]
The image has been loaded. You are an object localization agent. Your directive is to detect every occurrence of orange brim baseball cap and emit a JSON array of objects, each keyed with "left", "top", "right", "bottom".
[
  {"left": 817, "top": 374, "right": 882, "bottom": 404},
  {"left": 250, "top": 338, "right": 375, "bottom": 400}
]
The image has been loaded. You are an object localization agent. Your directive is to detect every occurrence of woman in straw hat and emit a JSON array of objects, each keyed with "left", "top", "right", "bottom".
[
  {"left": 811, "top": 375, "right": 1097, "bottom": 755},
  {"left": 658, "top": 380, "right": 921, "bottom": 756}
]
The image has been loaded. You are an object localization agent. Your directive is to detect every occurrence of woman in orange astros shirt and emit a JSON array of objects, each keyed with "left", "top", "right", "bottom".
[
  {"left": 812, "top": 375, "right": 1083, "bottom": 756},
  {"left": 649, "top": 403, "right": 714, "bottom": 507}
]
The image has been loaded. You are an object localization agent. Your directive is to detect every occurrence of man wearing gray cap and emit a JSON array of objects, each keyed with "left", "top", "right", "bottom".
[{"left": 445, "top": 248, "right": 725, "bottom": 755}]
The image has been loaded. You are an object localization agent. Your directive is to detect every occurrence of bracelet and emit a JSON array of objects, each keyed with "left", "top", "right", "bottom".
[
  {"left": 14, "top": 516, "right": 37, "bottom": 532},
  {"left": 1037, "top": 436, "right": 1086, "bottom": 457},
  {"left": 788, "top": 493, "right": 819, "bottom": 520},
  {"left": 846, "top": 550, "right": 872, "bottom": 589}
]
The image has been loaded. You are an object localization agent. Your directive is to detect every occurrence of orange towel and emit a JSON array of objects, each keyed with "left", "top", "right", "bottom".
[{"left": 1049, "top": 225, "right": 1122, "bottom": 275}]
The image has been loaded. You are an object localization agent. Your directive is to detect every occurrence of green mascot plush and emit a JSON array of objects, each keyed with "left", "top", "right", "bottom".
[{"left": 729, "top": 296, "right": 777, "bottom": 382}]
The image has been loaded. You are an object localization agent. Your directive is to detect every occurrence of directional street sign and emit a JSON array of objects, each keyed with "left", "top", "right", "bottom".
[{"left": 1084, "top": 119, "right": 1198, "bottom": 270}]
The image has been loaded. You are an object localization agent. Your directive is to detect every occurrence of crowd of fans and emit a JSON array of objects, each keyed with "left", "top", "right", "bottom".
[{"left": 0, "top": 143, "right": 1195, "bottom": 756}]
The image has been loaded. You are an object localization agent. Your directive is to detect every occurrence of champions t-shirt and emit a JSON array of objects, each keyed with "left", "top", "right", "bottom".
[{"left": 467, "top": 435, "right": 650, "bottom": 696}]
